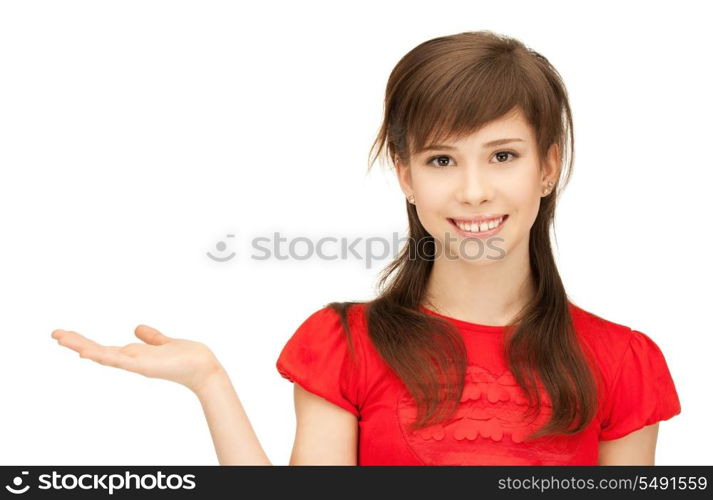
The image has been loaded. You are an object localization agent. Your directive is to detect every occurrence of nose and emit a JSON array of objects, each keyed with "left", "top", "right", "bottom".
[{"left": 454, "top": 163, "right": 493, "bottom": 205}]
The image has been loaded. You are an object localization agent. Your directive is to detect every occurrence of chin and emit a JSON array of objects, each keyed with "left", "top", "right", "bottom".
[{"left": 429, "top": 236, "right": 507, "bottom": 264}]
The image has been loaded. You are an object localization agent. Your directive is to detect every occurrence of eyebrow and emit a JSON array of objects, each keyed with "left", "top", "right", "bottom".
[{"left": 419, "top": 137, "right": 525, "bottom": 153}]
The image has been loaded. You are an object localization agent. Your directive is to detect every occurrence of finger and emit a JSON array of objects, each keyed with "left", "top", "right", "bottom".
[
  {"left": 134, "top": 324, "right": 171, "bottom": 346},
  {"left": 81, "top": 346, "right": 140, "bottom": 372},
  {"left": 52, "top": 329, "right": 105, "bottom": 354}
]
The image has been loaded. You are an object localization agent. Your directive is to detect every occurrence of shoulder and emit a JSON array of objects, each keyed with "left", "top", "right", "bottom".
[
  {"left": 569, "top": 303, "right": 684, "bottom": 439},
  {"left": 288, "top": 301, "right": 366, "bottom": 331},
  {"left": 298, "top": 301, "right": 370, "bottom": 336},
  {"left": 276, "top": 302, "right": 371, "bottom": 419},
  {"left": 276, "top": 301, "right": 372, "bottom": 379},
  {"left": 568, "top": 301, "right": 627, "bottom": 331},
  {"left": 284, "top": 301, "right": 371, "bottom": 356},
  {"left": 567, "top": 301, "right": 639, "bottom": 375},
  {"left": 568, "top": 301, "right": 634, "bottom": 345},
  {"left": 567, "top": 301, "right": 672, "bottom": 385}
]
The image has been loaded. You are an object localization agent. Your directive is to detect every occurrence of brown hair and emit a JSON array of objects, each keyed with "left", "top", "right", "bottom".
[{"left": 328, "top": 30, "right": 601, "bottom": 441}]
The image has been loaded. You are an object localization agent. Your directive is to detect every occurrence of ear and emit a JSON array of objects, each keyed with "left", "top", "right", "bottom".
[
  {"left": 542, "top": 143, "right": 561, "bottom": 184},
  {"left": 395, "top": 155, "right": 414, "bottom": 198}
]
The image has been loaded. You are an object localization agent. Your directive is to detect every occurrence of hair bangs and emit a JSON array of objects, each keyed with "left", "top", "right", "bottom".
[{"left": 402, "top": 58, "right": 538, "bottom": 162}]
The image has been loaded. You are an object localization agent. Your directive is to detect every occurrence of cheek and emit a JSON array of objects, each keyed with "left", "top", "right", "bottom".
[
  {"left": 505, "top": 170, "right": 541, "bottom": 210},
  {"left": 410, "top": 191, "right": 450, "bottom": 237},
  {"left": 512, "top": 187, "right": 540, "bottom": 210},
  {"left": 411, "top": 176, "right": 449, "bottom": 212},
  {"left": 510, "top": 188, "right": 543, "bottom": 231}
]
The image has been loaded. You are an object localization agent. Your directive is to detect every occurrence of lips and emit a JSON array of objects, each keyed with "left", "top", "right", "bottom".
[
  {"left": 451, "top": 214, "right": 507, "bottom": 224},
  {"left": 447, "top": 215, "right": 508, "bottom": 238}
]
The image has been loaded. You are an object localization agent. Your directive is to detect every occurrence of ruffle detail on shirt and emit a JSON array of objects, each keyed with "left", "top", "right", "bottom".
[
  {"left": 397, "top": 362, "right": 583, "bottom": 465},
  {"left": 409, "top": 419, "right": 530, "bottom": 443},
  {"left": 461, "top": 365, "right": 538, "bottom": 406},
  {"left": 398, "top": 363, "right": 555, "bottom": 444}
]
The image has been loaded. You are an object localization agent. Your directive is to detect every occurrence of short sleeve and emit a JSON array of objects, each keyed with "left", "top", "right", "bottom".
[
  {"left": 599, "top": 329, "right": 681, "bottom": 441},
  {"left": 276, "top": 307, "right": 362, "bottom": 418}
]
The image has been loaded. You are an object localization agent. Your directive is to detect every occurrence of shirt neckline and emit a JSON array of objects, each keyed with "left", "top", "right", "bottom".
[{"left": 419, "top": 304, "right": 508, "bottom": 334}]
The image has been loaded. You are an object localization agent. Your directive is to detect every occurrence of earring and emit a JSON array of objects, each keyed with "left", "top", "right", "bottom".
[
  {"left": 407, "top": 194, "right": 415, "bottom": 204},
  {"left": 543, "top": 181, "right": 554, "bottom": 195}
]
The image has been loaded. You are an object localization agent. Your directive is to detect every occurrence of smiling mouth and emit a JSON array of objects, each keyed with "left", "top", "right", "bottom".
[{"left": 447, "top": 215, "right": 508, "bottom": 236}]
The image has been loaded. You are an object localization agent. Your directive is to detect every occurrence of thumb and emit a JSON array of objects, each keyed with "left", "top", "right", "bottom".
[{"left": 134, "top": 324, "right": 172, "bottom": 345}]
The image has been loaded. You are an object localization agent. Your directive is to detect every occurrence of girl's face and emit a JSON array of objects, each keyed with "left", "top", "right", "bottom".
[{"left": 396, "top": 108, "right": 559, "bottom": 264}]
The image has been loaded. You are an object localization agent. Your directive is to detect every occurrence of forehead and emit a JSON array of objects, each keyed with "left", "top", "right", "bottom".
[
  {"left": 411, "top": 107, "right": 536, "bottom": 156},
  {"left": 441, "top": 109, "right": 534, "bottom": 146}
]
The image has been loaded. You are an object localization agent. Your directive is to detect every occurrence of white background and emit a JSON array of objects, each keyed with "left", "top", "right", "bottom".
[{"left": 1, "top": 0, "right": 709, "bottom": 465}]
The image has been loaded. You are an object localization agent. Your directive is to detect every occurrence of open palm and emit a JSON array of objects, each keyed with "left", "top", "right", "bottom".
[{"left": 51, "top": 324, "right": 223, "bottom": 393}]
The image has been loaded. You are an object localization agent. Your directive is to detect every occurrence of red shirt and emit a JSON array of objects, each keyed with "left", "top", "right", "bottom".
[{"left": 275, "top": 302, "right": 681, "bottom": 465}]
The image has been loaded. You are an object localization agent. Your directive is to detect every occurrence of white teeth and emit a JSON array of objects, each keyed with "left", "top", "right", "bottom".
[{"left": 453, "top": 216, "right": 504, "bottom": 233}]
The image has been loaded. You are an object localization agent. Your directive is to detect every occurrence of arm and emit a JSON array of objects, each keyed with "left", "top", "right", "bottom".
[
  {"left": 194, "top": 374, "right": 358, "bottom": 465},
  {"left": 52, "top": 324, "right": 357, "bottom": 465},
  {"left": 289, "top": 383, "right": 358, "bottom": 465},
  {"left": 193, "top": 367, "right": 272, "bottom": 465},
  {"left": 52, "top": 325, "right": 275, "bottom": 465},
  {"left": 598, "top": 422, "right": 659, "bottom": 465}
]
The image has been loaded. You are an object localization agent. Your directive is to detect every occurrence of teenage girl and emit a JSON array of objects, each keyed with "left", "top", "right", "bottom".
[{"left": 52, "top": 30, "right": 681, "bottom": 465}]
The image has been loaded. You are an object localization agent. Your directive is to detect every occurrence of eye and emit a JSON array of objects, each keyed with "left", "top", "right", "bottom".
[
  {"left": 426, "top": 155, "right": 453, "bottom": 168},
  {"left": 492, "top": 150, "right": 519, "bottom": 163},
  {"left": 426, "top": 151, "right": 519, "bottom": 169}
]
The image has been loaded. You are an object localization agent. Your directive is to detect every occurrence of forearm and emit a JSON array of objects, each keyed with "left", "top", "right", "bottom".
[{"left": 193, "top": 366, "right": 273, "bottom": 465}]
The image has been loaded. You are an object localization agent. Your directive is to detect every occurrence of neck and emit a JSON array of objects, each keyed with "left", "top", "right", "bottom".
[{"left": 422, "top": 237, "right": 535, "bottom": 326}]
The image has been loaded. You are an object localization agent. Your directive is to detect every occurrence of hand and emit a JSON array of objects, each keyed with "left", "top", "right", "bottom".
[{"left": 51, "top": 324, "right": 224, "bottom": 394}]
